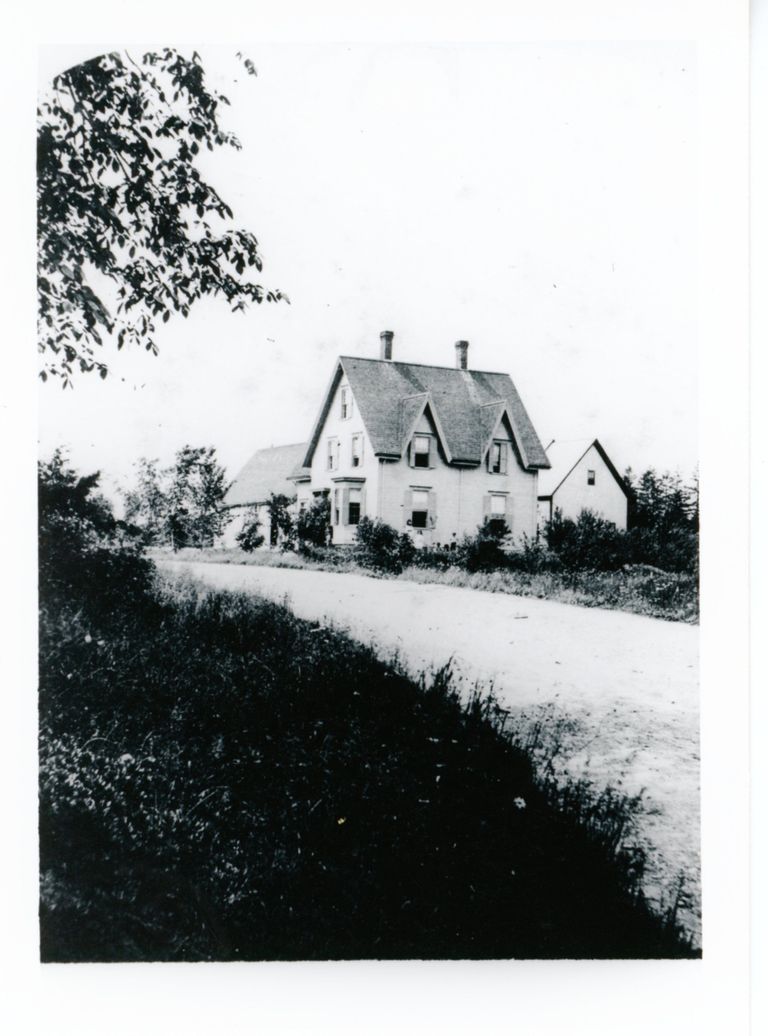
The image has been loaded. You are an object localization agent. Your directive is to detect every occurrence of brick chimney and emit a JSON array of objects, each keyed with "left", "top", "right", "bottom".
[
  {"left": 455, "top": 340, "right": 469, "bottom": 370},
  {"left": 380, "top": 330, "right": 394, "bottom": 361}
]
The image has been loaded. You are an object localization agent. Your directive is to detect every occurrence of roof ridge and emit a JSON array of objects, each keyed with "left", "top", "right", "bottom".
[{"left": 339, "top": 355, "right": 511, "bottom": 377}]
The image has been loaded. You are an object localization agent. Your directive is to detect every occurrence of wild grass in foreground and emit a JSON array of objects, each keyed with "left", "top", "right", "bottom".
[{"left": 40, "top": 570, "right": 697, "bottom": 961}]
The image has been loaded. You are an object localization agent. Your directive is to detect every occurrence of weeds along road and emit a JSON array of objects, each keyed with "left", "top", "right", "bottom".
[{"left": 161, "top": 560, "right": 700, "bottom": 943}]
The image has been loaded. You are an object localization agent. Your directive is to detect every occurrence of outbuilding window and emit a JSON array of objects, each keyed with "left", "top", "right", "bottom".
[
  {"left": 411, "top": 435, "right": 432, "bottom": 468},
  {"left": 587, "top": 469, "right": 596, "bottom": 485}
]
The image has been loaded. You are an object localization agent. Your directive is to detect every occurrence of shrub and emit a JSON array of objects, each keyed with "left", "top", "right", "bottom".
[
  {"left": 235, "top": 508, "right": 265, "bottom": 552},
  {"left": 506, "top": 533, "right": 562, "bottom": 574},
  {"left": 354, "top": 516, "right": 416, "bottom": 573},
  {"left": 39, "top": 449, "right": 153, "bottom": 611},
  {"left": 545, "top": 509, "right": 629, "bottom": 571},
  {"left": 456, "top": 518, "right": 510, "bottom": 573},
  {"left": 624, "top": 525, "right": 698, "bottom": 575},
  {"left": 296, "top": 496, "right": 331, "bottom": 550},
  {"left": 409, "top": 545, "right": 458, "bottom": 571},
  {"left": 267, "top": 493, "right": 295, "bottom": 549}
]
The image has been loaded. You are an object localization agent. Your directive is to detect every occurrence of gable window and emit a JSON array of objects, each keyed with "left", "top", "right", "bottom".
[
  {"left": 327, "top": 437, "right": 339, "bottom": 471},
  {"left": 351, "top": 434, "right": 363, "bottom": 468},
  {"left": 587, "top": 469, "right": 596, "bottom": 486},
  {"left": 348, "top": 487, "right": 362, "bottom": 525},
  {"left": 488, "top": 441, "right": 508, "bottom": 474},
  {"left": 340, "top": 386, "right": 352, "bottom": 420},
  {"left": 411, "top": 434, "right": 432, "bottom": 468}
]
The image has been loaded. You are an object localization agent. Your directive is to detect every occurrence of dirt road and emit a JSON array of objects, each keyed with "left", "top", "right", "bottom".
[{"left": 161, "top": 560, "right": 700, "bottom": 941}]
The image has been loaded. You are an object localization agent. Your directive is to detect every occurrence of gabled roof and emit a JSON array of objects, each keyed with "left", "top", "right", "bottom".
[
  {"left": 301, "top": 357, "right": 550, "bottom": 470},
  {"left": 224, "top": 442, "right": 306, "bottom": 507},
  {"left": 537, "top": 438, "right": 629, "bottom": 498}
]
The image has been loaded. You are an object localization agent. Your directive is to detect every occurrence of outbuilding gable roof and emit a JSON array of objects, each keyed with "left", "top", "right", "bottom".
[
  {"left": 302, "top": 357, "right": 550, "bottom": 470},
  {"left": 224, "top": 442, "right": 306, "bottom": 507},
  {"left": 537, "top": 438, "right": 629, "bottom": 499}
]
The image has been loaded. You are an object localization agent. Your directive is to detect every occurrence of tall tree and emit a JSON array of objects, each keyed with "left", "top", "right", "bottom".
[
  {"left": 122, "top": 457, "right": 168, "bottom": 543},
  {"left": 38, "top": 49, "right": 284, "bottom": 385},
  {"left": 124, "top": 446, "right": 231, "bottom": 550}
]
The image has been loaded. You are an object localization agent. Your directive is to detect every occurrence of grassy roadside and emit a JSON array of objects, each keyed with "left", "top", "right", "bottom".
[
  {"left": 155, "top": 546, "right": 698, "bottom": 623},
  {"left": 40, "top": 568, "right": 698, "bottom": 961}
]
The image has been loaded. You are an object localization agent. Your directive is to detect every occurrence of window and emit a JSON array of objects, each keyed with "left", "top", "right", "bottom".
[
  {"left": 351, "top": 434, "right": 363, "bottom": 467},
  {"left": 411, "top": 435, "right": 431, "bottom": 468},
  {"left": 340, "top": 386, "right": 351, "bottom": 420},
  {"left": 587, "top": 469, "right": 596, "bottom": 486},
  {"left": 327, "top": 437, "right": 339, "bottom": 471},
  {"left": 488, "top": 441, "right": 508, "bottom": 474},
  {"left": 487, "top": 493, "right": 509, "bottom": 535},
  {"left": 348, "top": 487, "right": 362, "bottom": 525},
  {"left": 333, "top": 488, "right": 341, "bottom": 525},
  {"left": 411, "top": 489, "right": 429, "bottom": 528}
]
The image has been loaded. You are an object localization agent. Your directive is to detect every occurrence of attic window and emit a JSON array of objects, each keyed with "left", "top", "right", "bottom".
[
  {"left": 351, "top": 434, "right": 363, "bottom": 468},
  {"left": 327, "top": 438, "right": 339, "bottom": 471},
  {"left": 411, "top": 435, "right": 431, "bottom": 468},
  {"left": 587, "top": 469, "right": 596, "bottom": 486},
  {"left": 340, "top": 387, "right": 352, "bottom": 420},
  {"left": 488, "top": 441, "right": 508, "bottom": 474}
]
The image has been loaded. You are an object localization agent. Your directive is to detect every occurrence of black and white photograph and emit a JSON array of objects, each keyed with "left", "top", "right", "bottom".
[{"left": 1, "top": 0, "right": 757, "bottom": 1033}]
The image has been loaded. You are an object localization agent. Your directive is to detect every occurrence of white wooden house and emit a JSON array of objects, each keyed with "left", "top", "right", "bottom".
[
  {"left": 289, "top": 332, "right": 550, "bottom": 546},
  {"left": 221, "top": 442, "right": 305, "bottom": 548},
  {"left": 536, "top": 438, "right": 629, "bottom": 530}
]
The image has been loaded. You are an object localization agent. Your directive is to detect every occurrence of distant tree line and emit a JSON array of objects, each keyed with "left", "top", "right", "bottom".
[{"left": 119, "top": 452, "right": 698, "bottom": 573}]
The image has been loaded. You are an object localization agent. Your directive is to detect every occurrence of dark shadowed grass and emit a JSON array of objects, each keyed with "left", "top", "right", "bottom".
[{"left": 39, "top": 573, "right": 698, "bottom": 961}]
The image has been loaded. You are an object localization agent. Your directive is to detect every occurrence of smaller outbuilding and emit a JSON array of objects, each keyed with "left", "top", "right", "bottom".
[
  {"left": 221, "top": 442, "right": 306, "bottom": 548},
  {"left": 537, "top": 438, "right": 629, "bottom": 530}
]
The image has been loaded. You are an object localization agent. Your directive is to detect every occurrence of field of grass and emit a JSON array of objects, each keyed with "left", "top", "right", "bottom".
[
  {"left": 40, "top": 568, "right": 697, "bottom": 961},
  {"left": 157, "top": 546, "right": 698, "bottom": 623},
  {"left": 398, "top": 563, "right": 699, "bottom": 623}
]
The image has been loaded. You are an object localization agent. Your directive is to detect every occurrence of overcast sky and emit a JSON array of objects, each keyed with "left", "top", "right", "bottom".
[{"left": 38, "top": 41, "right": 698, "bottom": 501}]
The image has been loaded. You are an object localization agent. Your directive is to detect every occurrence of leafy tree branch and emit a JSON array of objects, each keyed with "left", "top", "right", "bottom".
[{"left": 38, "top": 48, "right": 285, "bottom": 386}]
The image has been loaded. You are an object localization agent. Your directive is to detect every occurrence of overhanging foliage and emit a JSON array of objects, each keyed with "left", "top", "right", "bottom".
[{"left": 38, "top": 48, "right": 284, "bottom": 385}]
